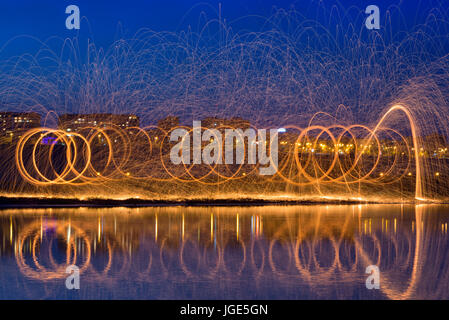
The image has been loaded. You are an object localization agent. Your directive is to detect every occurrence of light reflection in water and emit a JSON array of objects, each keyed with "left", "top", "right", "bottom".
[{"left": 0, "top": 204, "right": 448, "bottom": 299}]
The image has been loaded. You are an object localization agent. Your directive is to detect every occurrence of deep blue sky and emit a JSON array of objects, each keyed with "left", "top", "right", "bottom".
[
  {"left": 0, "top": 0, "right": 446, "bottom": 126},
  {"left": 0, "top": 0, "right": 442, "bottom": 55}
]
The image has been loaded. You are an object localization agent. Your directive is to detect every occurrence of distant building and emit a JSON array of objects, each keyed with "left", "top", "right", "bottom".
[
  {"left": 202, "top": 117, "right": 250, "bottom": 130},
  {"left": 157, "top": 116, "right": 179, "bottom": 131},
  {"left": 58, "top": 113, "right": 139, "bottom": 132},
  {"left": 0, "top": 112, "right": 41, "bottom": 132},
  {"left": 0, "top": 112, "right": 41, "bottom": 144}
]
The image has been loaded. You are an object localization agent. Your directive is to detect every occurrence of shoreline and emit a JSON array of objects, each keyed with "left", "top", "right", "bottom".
[{"left": 0, "top": 196, "right": 419, "bottom": 208}]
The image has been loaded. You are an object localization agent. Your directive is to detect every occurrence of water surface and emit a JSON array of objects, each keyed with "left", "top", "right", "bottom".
[{"left": 0, "top": 204, "right": 448, "bottom": 299}]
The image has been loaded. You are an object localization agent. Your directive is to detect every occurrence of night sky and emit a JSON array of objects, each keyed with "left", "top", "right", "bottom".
[
  {"left": 0, "top": 0, "right": 443, "bottom": 54},
  {"left": 0, "top": 0, "right": 447, "bottom": 128}
]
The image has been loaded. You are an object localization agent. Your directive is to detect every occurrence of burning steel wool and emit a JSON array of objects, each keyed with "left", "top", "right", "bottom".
[{"left": 0, "top": 5, "right": 448, "bottom": 202}]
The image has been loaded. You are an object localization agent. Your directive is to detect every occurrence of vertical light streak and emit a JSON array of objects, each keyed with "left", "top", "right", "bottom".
[
  {"left": 182, "top": 214, "right": 185, "bottom": 241},
  {"left": 236, "top": 213, "right": 239, "bottom": 240},
  {"left": 210, "top": 214, "right": 214, "bottom": 242},
  {"left": 9, "top": 216, "right": 12, "bottom": 244},
  {"left": 155, "top": 214, "right": 158, "bottom": 241}
]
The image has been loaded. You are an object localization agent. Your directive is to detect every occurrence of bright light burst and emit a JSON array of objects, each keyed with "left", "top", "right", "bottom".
[{"left": 0, "top": 4, "right": 448, "bottom": 202}]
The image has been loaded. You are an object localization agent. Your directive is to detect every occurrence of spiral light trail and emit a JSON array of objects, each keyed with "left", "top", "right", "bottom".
[{"left": 0, "top": 5, "right": 447, "bottom": 201}]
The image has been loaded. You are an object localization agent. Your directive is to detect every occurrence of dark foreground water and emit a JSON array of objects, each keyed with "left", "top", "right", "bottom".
[{"left": 0, "top": 204, "right": 448, "bottom": 299}]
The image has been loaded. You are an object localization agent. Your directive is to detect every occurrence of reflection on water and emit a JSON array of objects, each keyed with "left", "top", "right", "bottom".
[{"left": 0, "top": 204, "right": 448, "bottom": 299}]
